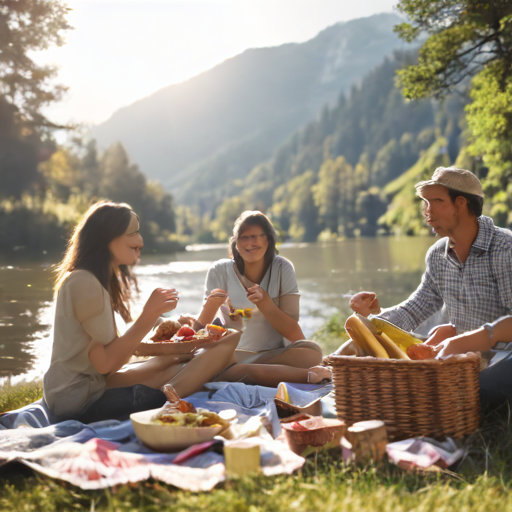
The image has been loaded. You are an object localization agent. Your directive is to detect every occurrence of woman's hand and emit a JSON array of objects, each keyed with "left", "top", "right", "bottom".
[
  {"left": 425, "top": 323, "right": 457, "bottom": 346},
  {"left": 177, "top": 314, "right": 195, "bottom": 326},
  {"left": 205, "top": 288, "right": 228, "bottom": 310},
  {"left": 143, "top": 288, "right": 179, "bottom": 318},
  {"left": 349, "top": 291, "right": 381, "bottom": 317},
  {"left": 246, "top": 284, "right": 269, "bottom": 305},
  {"left": 196, "top": 289, "right": 228, "bottom": 328}
]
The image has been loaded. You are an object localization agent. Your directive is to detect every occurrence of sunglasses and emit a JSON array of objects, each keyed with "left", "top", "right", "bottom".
[{"left": 237, "top": 234, "right": 268, "bottom": 243}]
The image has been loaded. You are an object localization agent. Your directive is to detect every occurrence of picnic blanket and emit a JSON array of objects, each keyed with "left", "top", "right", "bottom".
[{"left": 0, "top": 382, "right": 309, "bottom": 491}]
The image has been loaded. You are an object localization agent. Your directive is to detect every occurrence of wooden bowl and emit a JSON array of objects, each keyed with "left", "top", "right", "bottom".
[
  {"left": 281, "top": 417, "right": 346, "bottom": 455},
  {"left": 130, "top": 408, "right": 230, "bottom": 452}
]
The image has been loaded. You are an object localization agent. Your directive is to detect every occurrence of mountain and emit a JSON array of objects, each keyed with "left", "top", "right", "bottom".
[
  {"left": 201, "top": 50, "right": 467, "bottom": 241},
  {"left": 93, "top": 13, "right": 405, "bottom": 192}
]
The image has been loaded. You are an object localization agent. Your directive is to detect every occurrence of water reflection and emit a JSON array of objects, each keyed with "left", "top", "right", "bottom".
[{"left": 0, "top": 237, "right": 435, "bottom": 382}]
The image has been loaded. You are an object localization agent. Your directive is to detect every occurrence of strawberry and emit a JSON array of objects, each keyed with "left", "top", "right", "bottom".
[{"left": 177, "top": 325, "right": 195, "bottom": 337}]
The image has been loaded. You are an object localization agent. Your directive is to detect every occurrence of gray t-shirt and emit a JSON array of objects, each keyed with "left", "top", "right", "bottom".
[
  {"left": 43, "top": 270, "right": 116, "bottom": 417},
  {"left": 204, "top": 256, "right": 300, "bottom": 352}
]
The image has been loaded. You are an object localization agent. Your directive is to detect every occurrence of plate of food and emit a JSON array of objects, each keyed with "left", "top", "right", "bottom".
[
  {"left": 133, "top": 322, "right": 240, "bottom": 357},
  {"left": 130, "top": 400, "right": 235, "bottom": 452}
]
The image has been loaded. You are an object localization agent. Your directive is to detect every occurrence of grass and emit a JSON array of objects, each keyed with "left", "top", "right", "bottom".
[
  {"left": 3, "top": 317, "right": 512, "bottom": 512},
  {"left": 2, "top": 379, "right": 512, "bottom": 511},
  {"left": 313, "top": 312, "right": 350, "bottom": 356}
]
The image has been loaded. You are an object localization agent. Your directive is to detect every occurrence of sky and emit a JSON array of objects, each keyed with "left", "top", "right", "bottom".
[{"left": 37, "top": 0, "right": 398, "bottom": 126}]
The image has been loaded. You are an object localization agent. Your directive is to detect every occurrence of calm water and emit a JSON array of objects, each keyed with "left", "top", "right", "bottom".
[{"left": 0, "top": 237, "right": 435, "bottom": 383}]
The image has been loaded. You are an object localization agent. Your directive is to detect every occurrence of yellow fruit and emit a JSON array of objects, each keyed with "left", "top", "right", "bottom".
[
  {"left": 345, "top": 315, "right": 389, "bottom": 358},
  {"left": 369, "top": 316, "right": 423, "bottom": 348},
  {"left": 375, "top": 332, "right": 410, "bottom": 360}
]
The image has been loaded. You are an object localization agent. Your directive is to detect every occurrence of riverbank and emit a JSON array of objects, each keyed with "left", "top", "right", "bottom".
[{"left": 1, "top": 380, "right": 511, "bottom": 511}]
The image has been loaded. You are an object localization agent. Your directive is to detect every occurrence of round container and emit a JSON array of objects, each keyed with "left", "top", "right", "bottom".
[
  {"left": 281, "top": 417, "right": 346, "bottom": 455},
  {"left": 130, "top": 408, "right": 229, "bottom": 452}
]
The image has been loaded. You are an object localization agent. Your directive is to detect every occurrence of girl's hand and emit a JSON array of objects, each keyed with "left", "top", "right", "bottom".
[
  {"left": 246, "top": 284, "right": 268, "bottom": 305},
  {"left": 349, "top": 291, "right": 380, "bottom": 317},
  {"left": 205, "top": 288, "right": 228, "bottom": 310},
  {"left": 143, "top": 288, "right": 179, "bottom": 317},
  {"left": 425, "top": 323, "right": 457, "bottom": 346},
  {"left": 177, "top": 314, "right": 195, "bottom": 326}
]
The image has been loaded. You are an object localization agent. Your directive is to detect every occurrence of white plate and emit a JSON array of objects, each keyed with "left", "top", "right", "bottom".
[{"left": 130, "top": 407, "right": 230, "bottom": 452}]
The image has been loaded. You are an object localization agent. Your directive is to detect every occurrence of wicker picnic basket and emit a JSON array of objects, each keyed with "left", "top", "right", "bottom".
[{"left": 327, "top": 352, "right": 481, "bottom": 441}]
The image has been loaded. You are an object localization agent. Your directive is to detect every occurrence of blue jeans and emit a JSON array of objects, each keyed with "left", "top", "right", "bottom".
[
  {"left": 479, "top": 358, "right": 512, "bottom": 413},
  {"left": 56, "top": 385, "right": 167, "bottom": 424}
]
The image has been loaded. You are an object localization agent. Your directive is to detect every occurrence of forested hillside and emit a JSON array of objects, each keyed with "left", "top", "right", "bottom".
[
  {"left": 93, "top": 14, "right": 404, "bottom": 189},
  {"left": 3, "top": 2, "right": 510, "bottom": 255},
  {"left": 185, "top": 51, "right": 467, "bottom": 241}
]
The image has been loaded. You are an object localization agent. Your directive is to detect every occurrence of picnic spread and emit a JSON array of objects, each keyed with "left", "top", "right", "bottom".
[
  {"left": 0, "top": 382, "right": 309, "bottom": 490},
  {"left": 0, "top": 314, "right": 492, "bottom": 490}
]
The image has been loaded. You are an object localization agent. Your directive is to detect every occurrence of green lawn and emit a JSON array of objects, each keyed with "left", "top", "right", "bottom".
[{"left": 1, "top": 380, "right": 511, "bottom": 511}]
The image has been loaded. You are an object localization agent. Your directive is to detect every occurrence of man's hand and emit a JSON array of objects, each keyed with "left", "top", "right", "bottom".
[
  {"left": 349, "top": 291, "right": 381, "bottom": 317},
  {"left": 434, "top": 336, "right": 466, "bottom": 358},
  {"left": 434, "top": 326, "right": 494, "bottom": 357},
  {"left": 425, "top": 323, "right": 457, "bottom": 346}
]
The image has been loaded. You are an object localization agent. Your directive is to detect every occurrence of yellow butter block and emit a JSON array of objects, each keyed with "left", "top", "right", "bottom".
[{"left": 224, "top": 441, "right": 261, "bottom": 477}]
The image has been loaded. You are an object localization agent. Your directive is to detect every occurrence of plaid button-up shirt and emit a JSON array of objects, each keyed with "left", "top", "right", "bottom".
[{"left": 381, "top": 216, "right": 512, "bottom": 333}]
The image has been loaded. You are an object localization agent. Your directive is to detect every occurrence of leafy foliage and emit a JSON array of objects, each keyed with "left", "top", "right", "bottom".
[
  {"left": 0, "top": 0, "right": 72, "bottom": 131},
  {"left": 0, "top": 140, "right": 179, "bottom": 256},
  {"left": 394, "top": 1, "right": 512, "bottom": 229},
  {"left": 395, "top": 0, "right": 512, "bottom": 99},
  {"left": 466, "top": 63, "right": 512, "bottom": 225},
  {"left": 0, "top": 1, "right": 71, "bottom": 198}
]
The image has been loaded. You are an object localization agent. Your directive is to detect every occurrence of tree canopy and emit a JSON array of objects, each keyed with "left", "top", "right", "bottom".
[
  {"left": 395, "top": 0, "right": 512, "bottom": 99},
  {"left": 0, "top": 0, "right": 72, "bottom": 131}
]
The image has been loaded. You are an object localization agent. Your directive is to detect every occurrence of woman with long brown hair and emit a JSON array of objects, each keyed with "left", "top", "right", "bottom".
[
  {"left": 43, "top": 201, "right": 239, "bottom": 423},
  {"left": 195, "top": 210, "right": 326, "bottom": 376}
]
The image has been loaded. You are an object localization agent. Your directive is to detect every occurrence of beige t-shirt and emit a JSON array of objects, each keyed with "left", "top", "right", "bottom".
[{"left": 43, "top": 270, "right": 117, "bottom": 417}]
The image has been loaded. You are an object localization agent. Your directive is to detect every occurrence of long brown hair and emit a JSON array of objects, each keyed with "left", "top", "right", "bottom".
[
  {"left": 54, "top": 201, "right": 138, "bottom": 322},
  {"left": 229, "top": 210, "right": 279, "bottom": 275}
]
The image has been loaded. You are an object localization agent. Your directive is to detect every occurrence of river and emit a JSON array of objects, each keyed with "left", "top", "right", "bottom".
[{"left": 0, "top": 237, "right": 436, "bottom": 383}]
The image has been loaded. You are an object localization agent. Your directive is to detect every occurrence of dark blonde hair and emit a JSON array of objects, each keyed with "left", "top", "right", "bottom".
[
  {"left": 54, "top": 201, "right": 138, "bottom": 322},
  {"left": 229, "top": 210, "right": 279, "bottom": 275}
]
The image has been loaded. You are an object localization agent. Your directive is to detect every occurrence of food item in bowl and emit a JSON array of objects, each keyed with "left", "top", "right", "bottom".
[
  {"left": 407, "top": 343, "right": 435, "bottom": 360},
  {"left": 130, "top": 406, "right": 233, "bottom": 452},
  {"left": 206, "top": 323, "right": 227, "bottom": 341},
  {"left": 176, "top": 325, "right": 196, "bottom": 340},
  {"left": 173, "top": 324, "right": 229, "bottom": 343},
  {"left": 150, "top": 319, "right": 182, "bottom": 342},
  {"left": 153, "top": 409, "right": 228, "bottom": 429},
  {"left": 151, "top": 322, "right": 230, "bottom": 344},
  {"left": 281, "top": 416, "right": 346, "bottom": 455},
  {"left": 160, "top": 386, "right": 197, "bottom": 414}
]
